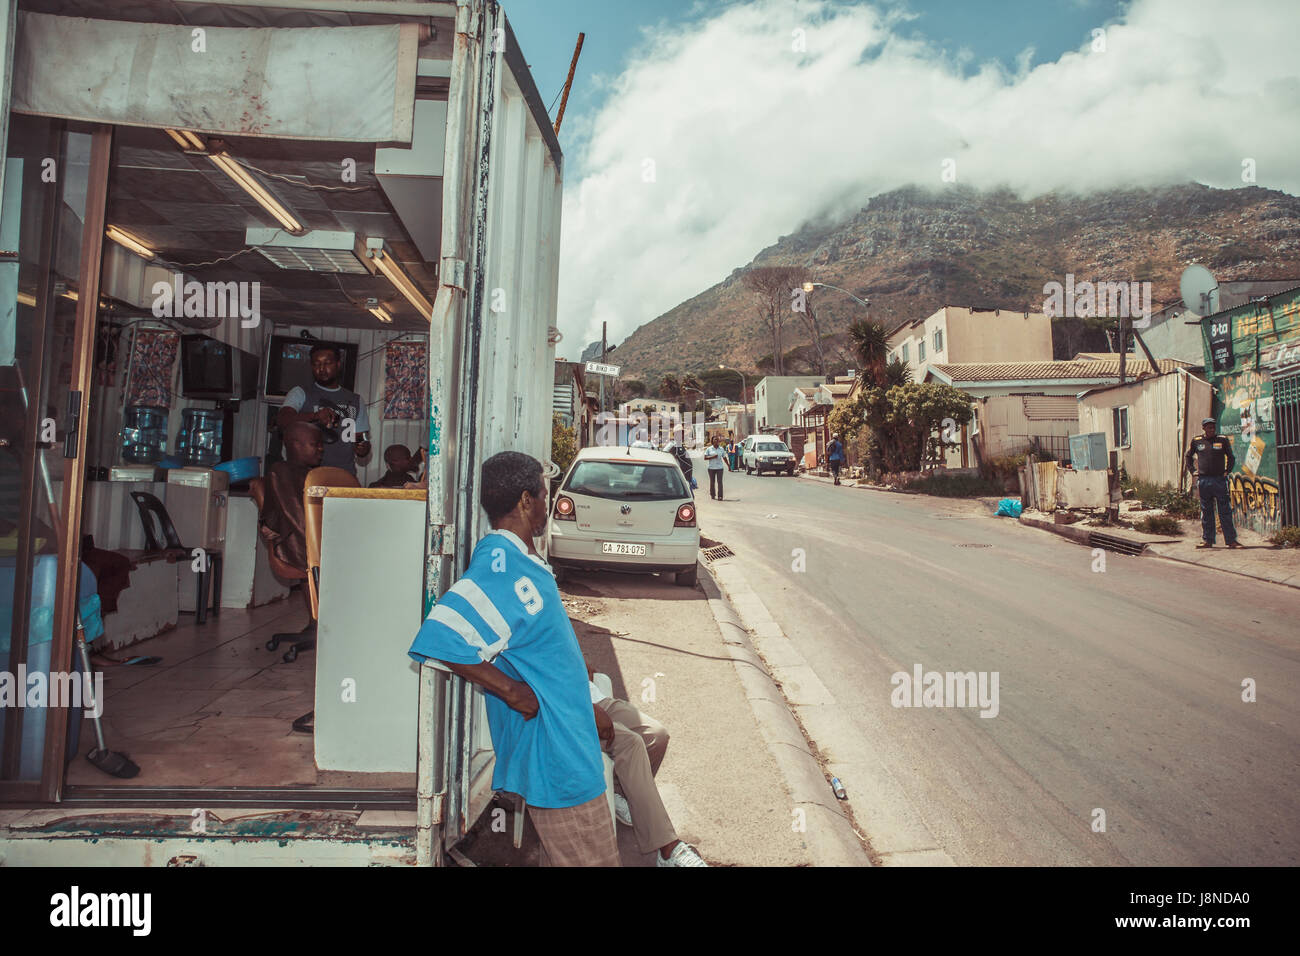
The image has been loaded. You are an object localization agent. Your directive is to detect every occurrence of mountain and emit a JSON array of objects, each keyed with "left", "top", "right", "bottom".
[{"left": 609, "top": 183, "right": 1300, "bottom": 390}]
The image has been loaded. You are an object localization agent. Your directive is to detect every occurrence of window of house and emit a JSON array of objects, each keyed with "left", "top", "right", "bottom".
[
  {"left": 1112, "top": 406, "right": 1131, "bottom": 448},
  {"left": 918, "top": 340, "right": 926, "bottom": 362},
  {"left": 901, "top": 343, "right": 909, "bottom": 363},
  {"left": 934, "top": 328, "right": 943, "bottom": 352}
]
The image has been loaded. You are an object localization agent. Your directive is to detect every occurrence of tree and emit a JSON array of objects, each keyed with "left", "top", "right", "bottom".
[
  {"left": 697, "top": 368, "right": 744, "bottom": 401},
  {"left": 794, "top": 287, "right": 829, "bottom": 376},
  {"left": 854, "top": 381, "right": 973, "bottom": 472},
  {"left": 743, "top": 266, "right": 804, "bottom": 376},
  {"left": 551, "top": 413, "right": 577, "bottom": 475},
  {"left": 660, "top": 374, "right": 680, "bottom": 400},
  {"left": 848, "top": 319, "right": 891, "bottom": 386},
  {"left": 623, "top": 379, "right": 648, "bottom": 399}
]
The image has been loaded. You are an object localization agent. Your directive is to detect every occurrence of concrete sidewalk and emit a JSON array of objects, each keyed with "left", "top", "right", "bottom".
[
  {"left": 455, "top": 569, "right": 855, "bottom": 866},
  {"left": 1018, "top": 509, "right": 1300, "bottom": 589}
]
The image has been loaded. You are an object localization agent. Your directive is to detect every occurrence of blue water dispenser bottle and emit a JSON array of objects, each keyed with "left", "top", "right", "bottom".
[
  {"left": 177, "top": 408, "right": 224, "bottom": 467},
  {"left": 121, "top": 405, "right": 169, "bottom": 463}
]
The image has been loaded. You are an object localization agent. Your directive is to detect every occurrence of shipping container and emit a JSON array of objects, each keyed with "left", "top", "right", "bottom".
[{"left": 0, "top": 0, "right": 562, "bottom": 866}]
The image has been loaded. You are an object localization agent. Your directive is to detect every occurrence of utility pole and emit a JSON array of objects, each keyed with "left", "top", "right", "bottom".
[
  {"left": 599, "top": 321, "right": 606, "bottom": 414},
  {"left": 1118, "top": 314, "right": 1127, "bottom": 384}
]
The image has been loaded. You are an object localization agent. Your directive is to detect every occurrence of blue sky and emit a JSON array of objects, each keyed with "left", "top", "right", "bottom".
[
  {"left": 507, "top": 0, "right": 1127, "bottom": 177},
  {"left": 500, "top": 0, "right": 1299, "bottom": 350}
]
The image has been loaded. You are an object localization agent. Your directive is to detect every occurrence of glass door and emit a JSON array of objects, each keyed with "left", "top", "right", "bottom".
[{"left": 1, "top": 115, "right": 111, "bottom": 802}]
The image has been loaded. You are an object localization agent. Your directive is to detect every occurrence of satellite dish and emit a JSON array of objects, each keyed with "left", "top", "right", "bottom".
[{"left": 1179, "top": 265, "right": 1219, "bottom": 316}]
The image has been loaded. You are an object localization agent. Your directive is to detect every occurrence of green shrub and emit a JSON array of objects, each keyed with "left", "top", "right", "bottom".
[
  {"left": 1135, "top": 515, "right": 1182, "bottom": 535},
  {"left": 1269, "top": 526, "right": 1300, "bottom": 548},
  {"left": 1130, "top": 479, "right": 1200, "bottom": 519},
  {"left": 551, "top": 413, "right": 577, "bottom": 476},
  {"left": 983, "top": 453, "right": 1025, "bottom": 483}
]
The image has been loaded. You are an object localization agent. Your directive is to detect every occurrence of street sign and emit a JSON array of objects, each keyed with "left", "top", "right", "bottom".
[{"left": 585, "top": 361, "right": 620, "bottom": 377}]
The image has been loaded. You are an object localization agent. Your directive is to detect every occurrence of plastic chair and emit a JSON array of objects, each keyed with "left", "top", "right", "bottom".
[{"left": 128, "top": 491, "right": 223, "bottom": 625}]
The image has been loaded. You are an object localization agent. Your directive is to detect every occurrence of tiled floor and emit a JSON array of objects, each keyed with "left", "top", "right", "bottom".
[{"left": 65, "top": 597, "right": 415, "bottom": 791}]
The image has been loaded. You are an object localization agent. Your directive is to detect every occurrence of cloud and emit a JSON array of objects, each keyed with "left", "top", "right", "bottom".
[{"left": 556, "top": 0, "right": 1300, "bottom": 350}]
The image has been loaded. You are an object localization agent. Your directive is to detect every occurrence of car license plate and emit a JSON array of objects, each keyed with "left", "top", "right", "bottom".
[{"left": 602, "top": 542, "right": 647, "bottom": 556}]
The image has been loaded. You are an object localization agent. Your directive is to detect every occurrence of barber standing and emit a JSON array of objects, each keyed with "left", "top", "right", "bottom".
[
  {"left": 1185, "top": 416, "right": 1241, "bottom": 549},
  {"left": 277, "top": 344, "right": 371, "bottom": 476}
]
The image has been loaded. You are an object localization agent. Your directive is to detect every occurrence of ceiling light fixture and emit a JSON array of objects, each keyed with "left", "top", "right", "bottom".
[
  {"left": 208, "top": 150, "right": 305, "bottom": 235},
  {"left": 364, "top": 240, "right": 432, "bottom": 320},
  {"left": 163, "top": 129, "right": 304, "bottom": 236},
  {"left": 106, "top": 225, "right": 156, "bottom": 260},
  {"left": 246, "top": 228, "right": 371, "bottom": 273},
  {"left": 164, "top": 128, "right": 206, "bottom": 151},
  {"left": 368, "top": 303, "right": 394, "bottom": 324}
]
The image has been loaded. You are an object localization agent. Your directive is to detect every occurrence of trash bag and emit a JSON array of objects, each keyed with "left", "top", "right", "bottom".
[
  {"left": 690, "top": 476, "right": 698, "bottom": 490},
  {"left": 995, "top": 498, "right": 1023, "bottom": 518}
]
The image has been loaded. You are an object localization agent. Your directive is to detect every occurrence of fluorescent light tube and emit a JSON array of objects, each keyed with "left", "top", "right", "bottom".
[
  {"left": 366, "top": 244, "right": 432, "bottom": 320},
  {"left": 106, "top": 225, "right": 156, "bottom": 260},
  {"left": 209, "top": 151, "right": 305, "bottom": 235}
]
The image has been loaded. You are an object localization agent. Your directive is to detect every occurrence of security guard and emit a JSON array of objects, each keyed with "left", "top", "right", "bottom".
[{"left": 1184, "top": 417, "right": 1240, "bottom": 549}]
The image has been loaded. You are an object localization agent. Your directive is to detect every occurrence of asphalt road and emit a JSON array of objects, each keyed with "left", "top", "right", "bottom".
[{"left": 693, "top": 464, "right": 1300, "bottom": 866}]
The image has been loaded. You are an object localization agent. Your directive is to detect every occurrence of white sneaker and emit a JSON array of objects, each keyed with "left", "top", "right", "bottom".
[
  {"left": 614, "top": 794, "right": 633, "bottom": 827},
  {"left": 657, "top": 841, "right": 709, "bottom": 867}
]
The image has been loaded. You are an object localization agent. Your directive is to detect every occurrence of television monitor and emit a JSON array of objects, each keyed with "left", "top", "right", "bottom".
[
  {"left": 179, "top": 335, "right": 258, "bottom": 400},
  {"left": 264, "top": 335, "right": 359, "bottom": 402}
]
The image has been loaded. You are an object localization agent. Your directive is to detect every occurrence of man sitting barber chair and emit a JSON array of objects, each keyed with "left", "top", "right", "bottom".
[
  {"left": 252, "top": 421, "right": 359, "bottom": 733},
  {"left": 253, "top": 422, "right": 323, "bottom": 667}
]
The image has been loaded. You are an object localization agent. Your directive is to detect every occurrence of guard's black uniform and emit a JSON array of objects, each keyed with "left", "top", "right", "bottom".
[
  {"left": 1184, "top": 434, "right": 1236, "bottom": 477},
  {"left": 1185, "top": 432, "right": 1238, "bottom": 545}
]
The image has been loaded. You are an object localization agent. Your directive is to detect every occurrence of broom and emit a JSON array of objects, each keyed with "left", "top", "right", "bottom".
[{"left": 23, "top": 377, "right": 139, "bottom": 778}]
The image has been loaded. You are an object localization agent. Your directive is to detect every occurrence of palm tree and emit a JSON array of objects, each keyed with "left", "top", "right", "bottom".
[
  {"left": 848, "top": 320, "right": 891, "bottom": 386},
  {"left": 660, "top": 374, "right": 680, "bottom": 400},
  {"left": 883, "top": 357, "right": 912, "bottom": 388}
]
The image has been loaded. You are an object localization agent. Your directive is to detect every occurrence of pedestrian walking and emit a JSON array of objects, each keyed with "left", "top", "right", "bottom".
[
  {"left": 704, "top": 435, "right": 726, "bottom": 499},
  {"left": 827, "top": 433, "right": 846, "bottom": 485},
  {"left": 1185, "top": 417, "right": 1241, "bottom": 549},
  {"left": 665, "top": 428, "right": 694, "bottom": 496},
  {"left": 726, "top": 437, "right": 739, "bottom": 472}
]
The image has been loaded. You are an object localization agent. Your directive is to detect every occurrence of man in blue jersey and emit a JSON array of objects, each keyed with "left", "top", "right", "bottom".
[{"left": 408, "top": 451, "right": 618, "bottom": 866}]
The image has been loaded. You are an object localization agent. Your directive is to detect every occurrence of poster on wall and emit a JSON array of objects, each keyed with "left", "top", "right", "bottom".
[
  {"left": 1208, "top": 316, "right": 1234, "bottom": 372},
  {"left": 0, "top": 160, "right": 20, "bottom": 366}
]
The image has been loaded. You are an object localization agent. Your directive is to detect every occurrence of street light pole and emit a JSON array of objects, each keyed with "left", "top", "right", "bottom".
[
  {"left": 719, "top": 364, "right": 749, "bottom": 435},
  {"left": 802, "top": 281, "right": 870, "bottom": 310}
]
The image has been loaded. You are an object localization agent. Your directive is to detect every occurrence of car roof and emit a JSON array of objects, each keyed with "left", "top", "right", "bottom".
[{"left": 572, "top": 446, "right": 679, "bottom": 466}]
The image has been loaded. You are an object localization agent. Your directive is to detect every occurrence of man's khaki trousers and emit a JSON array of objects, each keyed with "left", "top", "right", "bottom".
[{"left": 597, "top": 697, "right": 677, "bottom": 855}]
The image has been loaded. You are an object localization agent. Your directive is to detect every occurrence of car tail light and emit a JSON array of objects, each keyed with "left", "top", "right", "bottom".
[
  {"left": 553, "top": 495, "right": 576, "bottom": 520},
  {"left": 674, "top": 503, "right": 696, "bottom": 527}
]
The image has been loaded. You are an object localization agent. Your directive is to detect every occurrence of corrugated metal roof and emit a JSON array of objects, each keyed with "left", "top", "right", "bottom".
[
  {"left": 929, "top": 358, "right": 1193, "bottom": 383},
  {"left": 1022, "top": 395, "right": 1079, "bottom": 420}
]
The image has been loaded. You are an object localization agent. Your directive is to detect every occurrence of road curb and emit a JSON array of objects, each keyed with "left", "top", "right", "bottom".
[
  {"left": 1018, "top": 513, "right": 1300, "bottom": 589},
  {"left": 697, "top": 566, "right": 873, "bottom": 867}
]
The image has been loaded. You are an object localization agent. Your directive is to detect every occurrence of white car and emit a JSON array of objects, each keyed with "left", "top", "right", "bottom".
[
  {"left": 548, "top": 446, "right": 701, "bottom": 586},
  {"left": 740, "top": 435, "right": 797, "bottom": 476}
]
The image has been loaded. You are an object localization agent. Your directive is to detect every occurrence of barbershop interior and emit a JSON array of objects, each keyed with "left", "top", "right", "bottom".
[{"left": 2, "top": 50, "right": 453, "bottom": 800}]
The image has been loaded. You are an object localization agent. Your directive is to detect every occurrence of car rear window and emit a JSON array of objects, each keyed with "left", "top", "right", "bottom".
[
  {"left": 757, "top": 442, "right": 789, "bottom": 452},
  {"left": 564, "top": 460, "right": 689, "bottom": 501}
]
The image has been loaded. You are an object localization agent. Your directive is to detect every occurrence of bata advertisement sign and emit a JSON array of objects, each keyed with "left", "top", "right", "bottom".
[{"left": 1208, "top": 317, "right": 1234, "bottom": 372}]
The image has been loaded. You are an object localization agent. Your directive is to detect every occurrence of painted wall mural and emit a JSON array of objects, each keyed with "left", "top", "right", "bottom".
[{"left": 1228, "top": 473, "right": 1282, "bottom": 535}]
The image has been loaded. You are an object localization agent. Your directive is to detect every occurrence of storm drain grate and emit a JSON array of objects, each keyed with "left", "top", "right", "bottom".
[
  {"left": 1089, "top": 531, "right": 1146, "bottom": 556},
  {"left": 956, "top": 543, "right": 992, "bottom": 548},
  {"left": 702, "top": 544, "right": 735, "bottom": 562}
]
